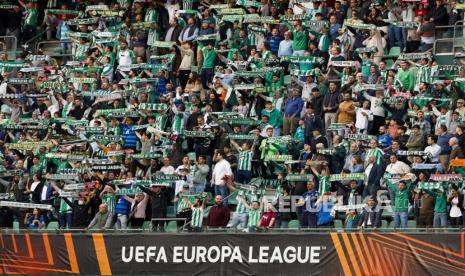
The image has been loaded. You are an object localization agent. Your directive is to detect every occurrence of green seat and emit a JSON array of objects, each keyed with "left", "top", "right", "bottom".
[
  {"left": 47, "top": 221, "right": 59, "bottom": 230},
  {"left": 385, "top": 59, "right": 394, "bottom": 68},
  {"left": 383, "top": 47, "right": 401, "bottom": 59},
  {"left": 142, "top": 221, "right": 152, "bottom": 230},
  {"left": 288, "top": 220, "right": 300, "bottom": 229},
  {"left": 381, "top": 220, "right": 389, "bottom": 229},
  {"left": 13, "top": 221, "right": 19, "bottom": 230},
  {"left": 334, "top": 220, "right": 343, "bottom": 229},
  {"left": 203, "top": 206, "right": 211, "bottom": 218},
  {"left": 228, "top": 191, "right": 239, "bottom": 206},
  {"left": 165, "top": 221, "right": 178, "bottom": 233},
  {"left": 407, "top": 220, "right": 416, "bottom": 229},
  {"left": 167, "top": 206, "right": 176, "bottom": 218}
]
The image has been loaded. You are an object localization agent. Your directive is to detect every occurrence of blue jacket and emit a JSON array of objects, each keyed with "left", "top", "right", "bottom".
[
  {"left": 115, "top": 197, "right": 131, "bottom": 215},
  {"left": 317, "top": 203, "right": 334, "bottom": 226},
  {"left": 121, "top": 124, "right": 138, "bottom": 148},
  {"left": 302, "top": 189, "right": 318, "bottom": 213},
  {"left": 437, "top": 132, "right": 453, "bottom": 155},
  {"left": 267, "top": 35, "right": 283, "bottom": 55},
  {"left": 285, "top": 97, "right": 304, "bottom": 117}
]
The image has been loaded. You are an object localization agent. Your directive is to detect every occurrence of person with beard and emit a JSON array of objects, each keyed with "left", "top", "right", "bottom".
[{"left": 207, "top": 195, "right": 230, "bottom": 228}]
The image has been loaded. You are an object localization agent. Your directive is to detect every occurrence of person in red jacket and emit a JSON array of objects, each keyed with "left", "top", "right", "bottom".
[{"left": 207, "top": 195, "right": 230, "bottom": 228}]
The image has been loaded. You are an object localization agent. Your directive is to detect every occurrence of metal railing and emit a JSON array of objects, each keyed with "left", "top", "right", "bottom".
[
  {"left": 1, "top": 227, "right": 464, "bottom": 234},
  {"left": 36, "top": 40, "right": 72, "bottom": 58},
  {"left": 0, "top": 36, "right": 17, "bottom": 60}
]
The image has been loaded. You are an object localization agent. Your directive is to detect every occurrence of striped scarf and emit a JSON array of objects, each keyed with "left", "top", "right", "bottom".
[
  {"left": 247, "top": 209, "right": 262, "bottom": 227},
  {"left": 191, "top": 207, "right": 204, "bottom": 228},
  {"left": 238, "top": 150, "right": 253, "bottom": 171},
  {"left": 415, "top": 65, "right": 431, "bottom": 85},
  {"left": 366, "top": 148, "right": 384, "bottom": 165}
]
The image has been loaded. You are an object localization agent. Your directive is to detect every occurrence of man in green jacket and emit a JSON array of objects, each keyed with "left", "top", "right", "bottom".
[
  {"left": 423, "top": 184, "right": 447, "bottom": 228},
  {"left": 291, "top": 21, "right": 308, "bottom": 56},
  {"left": 387, "top": 180, "right": 414, "bottom": 228},
  {"left": 395, "top": 61, "right": 415, "bottom": 92},
  {"left": 261, "top": 101, "right": 283, "bottom": 136}
]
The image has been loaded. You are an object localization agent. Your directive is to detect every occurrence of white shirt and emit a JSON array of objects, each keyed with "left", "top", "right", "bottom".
[
  {"left": 386, "top": 161, "right": 411, "bottom": 175},
  {"left": 363, "top": 92, "right": 385, "bottom": 117},
  {"left": 30, "top": 181, "right": 40, "bottom": 192},
  {"left": 160, "top": 165, "right": 175, "bottom": 175},
  {"left": 296, "top": 79, "right": 317, "bottom": 102},
  {"left": 364, "top": 164, "right": 373, "bottom": 186},
  {"left": 41, "top": 184, "right": 49, "bottom": 201},
  {"left": 424, "top": 144, "right": 441, "bottom": 163},
  {"left": 355, "top": 107, "right": 373, "bottom": 131},
  {"left": 450, "top": 196, "right": 462, "bottom": 218},
  {"left": 118, "top": 49, "right": 133, "bottom": 68},
  {"left": 212, "top": 159, "right": 232, "bottom": 186}
]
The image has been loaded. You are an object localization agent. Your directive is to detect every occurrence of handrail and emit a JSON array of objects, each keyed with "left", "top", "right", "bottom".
[
  {"left": 1, "top": 227, "right": 464, "bottom": 234},
  {"left": 22, "top": 28, "right": 50, "bottom": 51},
  {"left": 36, "top": 40, "right": 72, "bottom": 57},
  {"left": 0, "top": 36, "right": 18, "bottom": 60},
  {"left": 453, "top": 20, "right": 465, "bottom": 52},
  {"left": 433, "top": 38, "right": 455, "bottom": 55}
]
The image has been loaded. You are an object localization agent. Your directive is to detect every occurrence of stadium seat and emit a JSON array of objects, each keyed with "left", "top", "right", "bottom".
[
  {"left": 407, "top": 220, "right": 416, "bottom": 229},
  {"left": 288, "top": 220, "right": 300, "bottom": 229},
  {"left": 384, "top": 47, "right": 401, "bottom": 59},
  {"left": 13, "top": 221, "right": 19, "bottom": 230},
  {"left": 143, "top": 221, "right": 152, "bottom": 230},
  {"left": 167, "top": 206, "right": 176, "bottom": 218},
  {"left": 334, "top": 220, "right": 343, "bottom": 229},
  {"left": 47, "top": 221, "right": 59, "bottom": 230},
  {"left": 165, "top": 221, "right": 178, "bottom": 233},
  {"left": 384, "top": 59, "right": 394, "bottom": 68},
  {"left": 228, "top": 191, "right": 239, "bottom": 206}
]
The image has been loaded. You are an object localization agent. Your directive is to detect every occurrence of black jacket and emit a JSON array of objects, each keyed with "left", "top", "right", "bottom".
[
  {"left": 139, "top": 186, "right": 170, "bottom": 216},
  {"left": 357, "top": 205, "right": 383, "bottom": 228},
  {"left": 428, "top": 5, "right": 449, "bottom": 26},
  {"left": 310, "top": 135, "right": 328, "bottom": 153},
  {"left": 304, "top": 113, "right": 323, "bottom": 139},
  {"left": 336, "top": 183, "right": 363, "bottom": 205},
  {"left": 367, "top": 163, "right": 384, "bottom": 188},
  {"left": 63, "top": 197, "right": 91, "bottom": 228}
]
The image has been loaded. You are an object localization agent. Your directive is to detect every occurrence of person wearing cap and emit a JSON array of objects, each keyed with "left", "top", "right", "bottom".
[
  {"left": 85, "top": 203, "right": 113, "bottom": 231},
  {"left": 192, "top": 155, "right": 209, "bottom": 193},
  {"left": 199, "top": 41, "right": 217, "bottom": 89}
]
